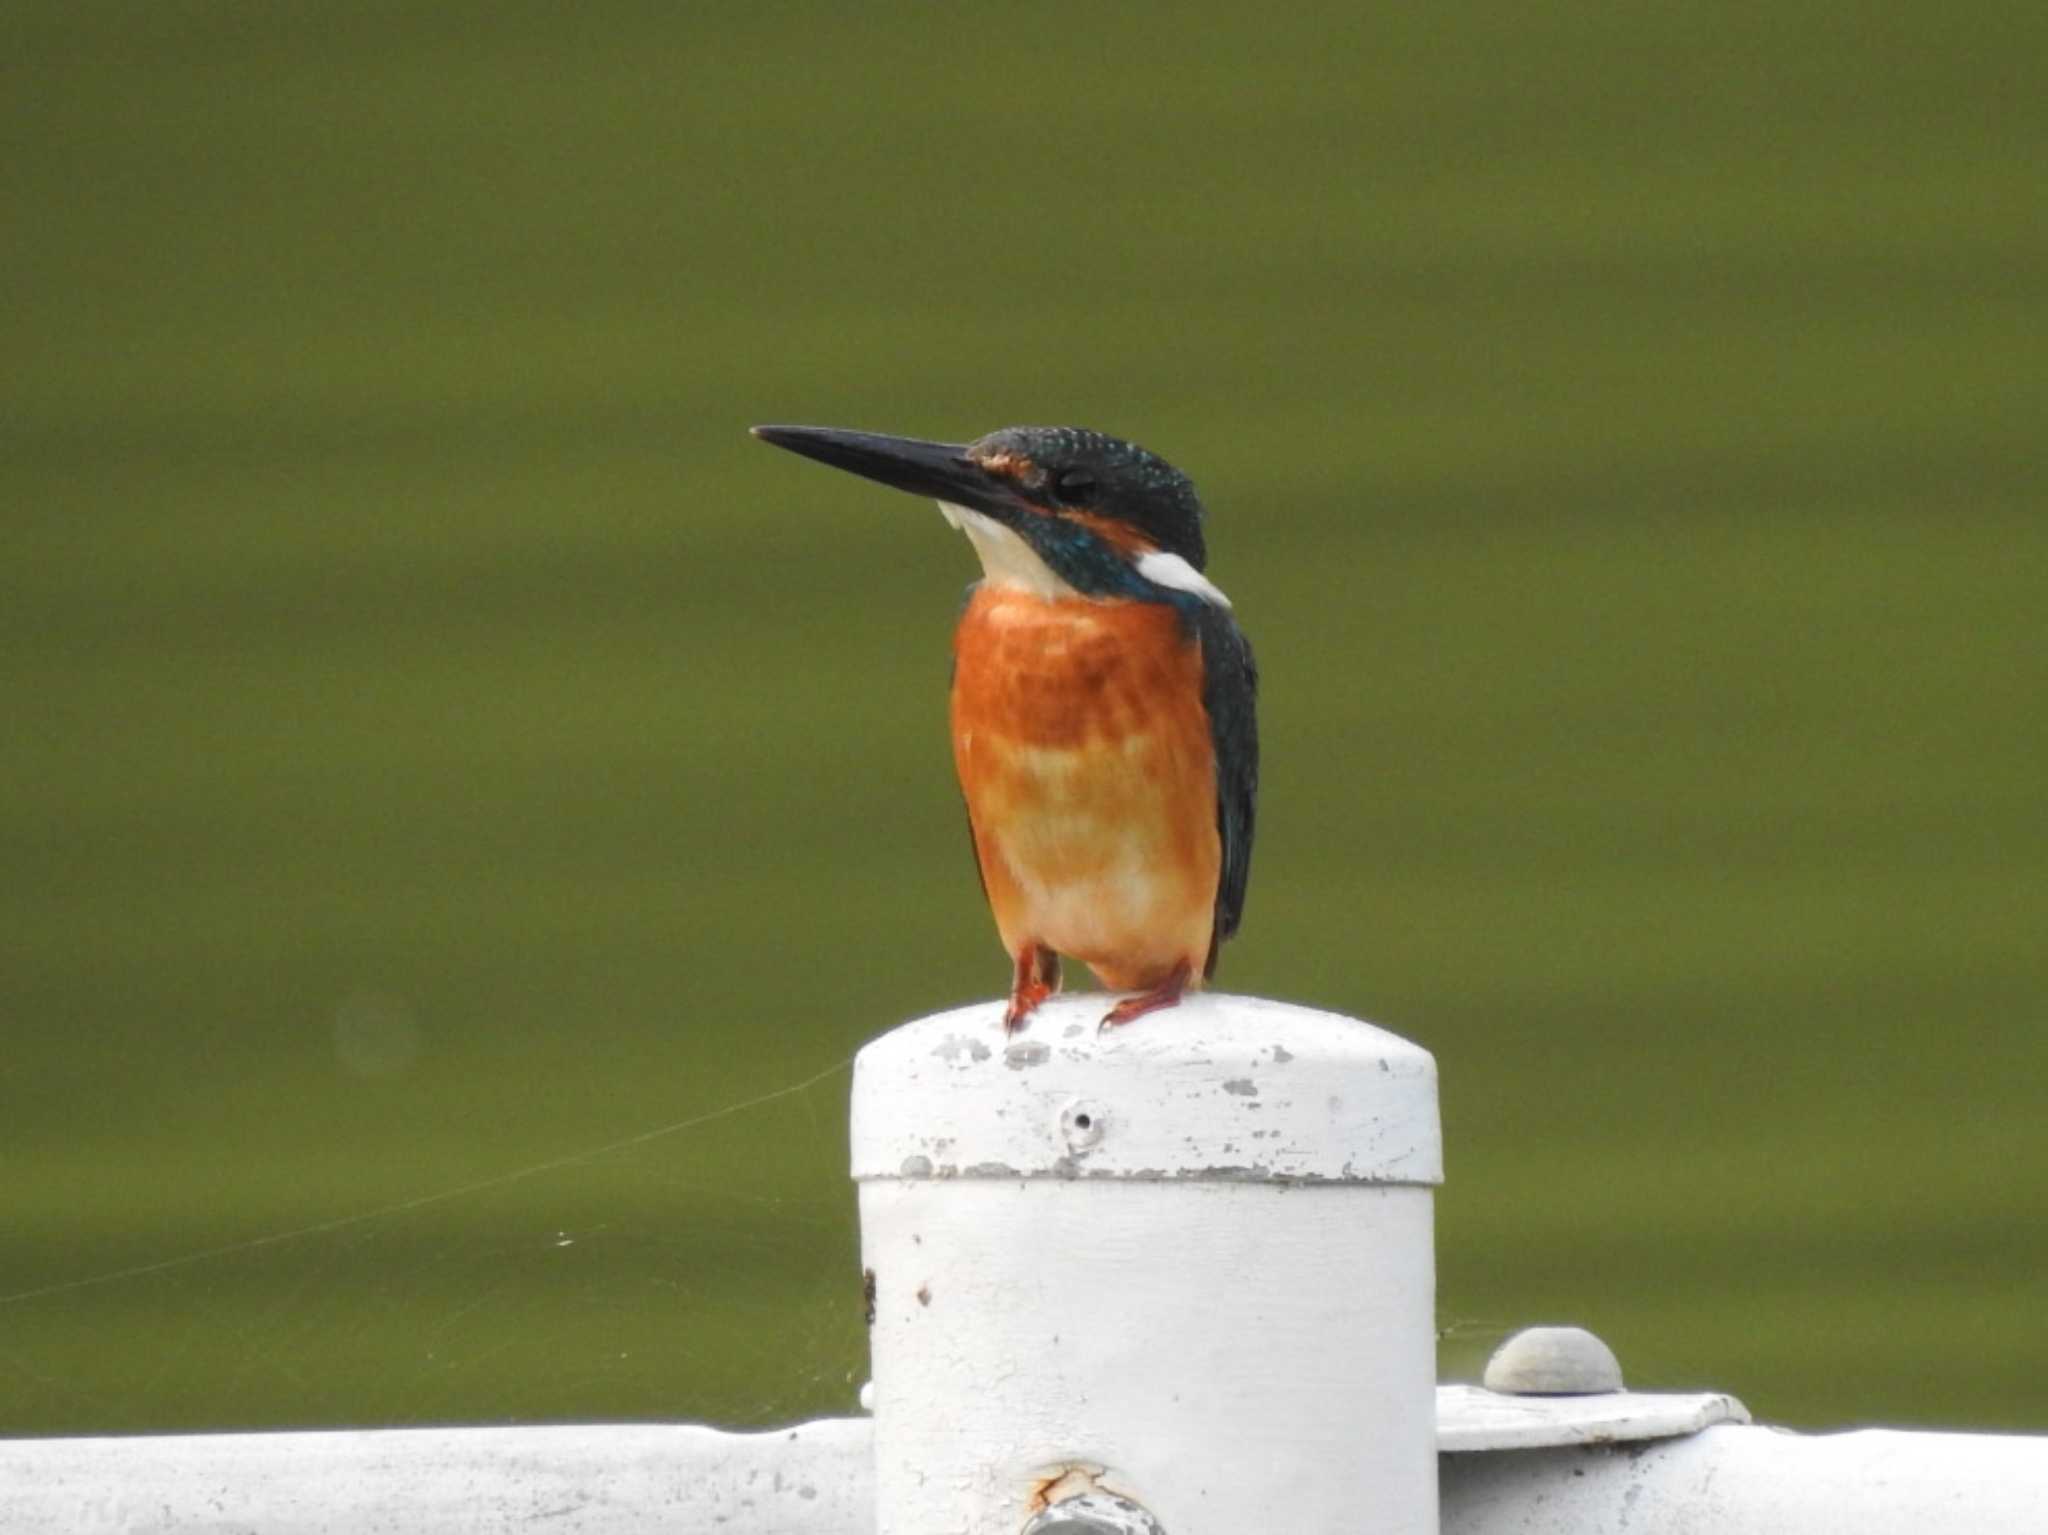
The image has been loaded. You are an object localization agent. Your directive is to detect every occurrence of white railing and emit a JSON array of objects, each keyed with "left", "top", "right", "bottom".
[
  {"left": 12, "top": 1392, "right": 2047, "bottom": 1534},
  {"left": 5, "top": 995, "right": 2043, "bottom": 1534}
]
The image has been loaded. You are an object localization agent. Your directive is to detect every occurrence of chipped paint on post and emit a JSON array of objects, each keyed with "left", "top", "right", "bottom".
[{"left": 853, "top": 993, "right": 1441, "bottom": 1535}]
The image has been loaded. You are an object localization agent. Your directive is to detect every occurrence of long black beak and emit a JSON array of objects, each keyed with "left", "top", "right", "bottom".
[{"left": 751, "top": 425, "right": 1015, "bottom": 517}]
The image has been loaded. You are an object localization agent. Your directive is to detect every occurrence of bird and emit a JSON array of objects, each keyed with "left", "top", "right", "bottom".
[{"left": 752, "top": 423, "right": 1257, "bottom": 1033}]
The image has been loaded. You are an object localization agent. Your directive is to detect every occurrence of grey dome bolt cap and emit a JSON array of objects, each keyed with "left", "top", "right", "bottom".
[{"left": 1483, "top": 1325, "right": 1625, "bottom": 1395}]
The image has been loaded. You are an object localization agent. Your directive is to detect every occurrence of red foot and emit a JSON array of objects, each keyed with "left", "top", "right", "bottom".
[
  {"left": 1004, "top": 944, "right": 1061, "bottom": 1033},
  {"left": 1100, "top": 960, "right": 1193, "bottom": 1030}
]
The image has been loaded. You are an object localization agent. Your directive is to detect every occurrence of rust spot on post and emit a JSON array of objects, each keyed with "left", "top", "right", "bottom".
[{"left": 1028, "top": 1463, "right": 1113, "bottom": 1512}]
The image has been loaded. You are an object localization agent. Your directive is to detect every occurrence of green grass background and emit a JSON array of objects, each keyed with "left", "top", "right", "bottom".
[{"left": 4, "top": 1, "right": 2042, "bottom": 1434}]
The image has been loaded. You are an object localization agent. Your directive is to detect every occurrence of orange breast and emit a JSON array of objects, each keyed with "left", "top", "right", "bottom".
[{"left": 950, "top": 587, "right": 1220, "bottom": 991}]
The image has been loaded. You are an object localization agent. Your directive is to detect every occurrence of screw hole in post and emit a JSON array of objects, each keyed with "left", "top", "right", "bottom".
[{"left": 1059, "top": 1099, "right": 1108, "bottom": 1153}]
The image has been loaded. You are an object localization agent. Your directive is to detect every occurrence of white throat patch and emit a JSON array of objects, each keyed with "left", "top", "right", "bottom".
[
  {"left": 938, "top": 502, "right": 1081, "bottom": 600},
  {"left": 937, "top": 501, "right": 1233, "bottom": 609}
]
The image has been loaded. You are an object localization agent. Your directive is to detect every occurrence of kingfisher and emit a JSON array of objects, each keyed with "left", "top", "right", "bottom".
[{"left": 752, "top": 423, "right": 1257, "bottom": 1032}]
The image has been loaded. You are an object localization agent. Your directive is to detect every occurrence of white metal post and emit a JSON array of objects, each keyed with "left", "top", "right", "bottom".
[{"left": 852, "top": 993, "right": 1443, "bottom": 1535}]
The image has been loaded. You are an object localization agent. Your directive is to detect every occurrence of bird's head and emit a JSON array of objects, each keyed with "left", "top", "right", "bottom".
[{"left": 752, "top": 423, "right": 1227, "bottom": 607}]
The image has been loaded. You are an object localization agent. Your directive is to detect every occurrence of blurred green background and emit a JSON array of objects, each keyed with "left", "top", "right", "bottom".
[{"left": 5, "top": 1, "right": 2042, "bottom": 1436}]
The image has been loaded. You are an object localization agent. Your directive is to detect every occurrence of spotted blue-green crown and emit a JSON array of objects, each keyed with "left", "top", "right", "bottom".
[{"left": 973, "top": 425, "right": 1209, "bottom": 570}]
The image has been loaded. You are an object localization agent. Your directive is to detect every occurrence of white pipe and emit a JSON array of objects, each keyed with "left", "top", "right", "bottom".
[
  {"left": 1440, "top": 1421, "right": 2048, "bottom": 1534},
  {"left": 0, "top": 1419, "right": 872, "bottom": 1535},
  {"left": 852, "top": 992, "right": 1443, "bottom": 1535},
  {"left": 6, "top": 1399, "right": 2046, "bottom": 1532}
]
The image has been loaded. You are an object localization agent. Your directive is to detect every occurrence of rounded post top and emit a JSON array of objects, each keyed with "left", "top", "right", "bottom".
[{"left": 850, "top": 993, "right": 1440, "bottom": 1186}]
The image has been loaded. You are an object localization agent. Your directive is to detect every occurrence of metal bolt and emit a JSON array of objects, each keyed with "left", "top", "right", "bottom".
[
  {"left": 1022, "top": 1490, "right": 1166, "bottom": 1535},
  {"left": 1483, "top": 1324, "right": 1625, "bottom": 1395}
]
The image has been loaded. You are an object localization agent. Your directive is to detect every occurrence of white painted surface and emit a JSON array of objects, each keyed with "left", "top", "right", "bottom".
[
  {"left": 854, "top": 993, "right": 1442, "bottom": 1535},
  {"left": 1436, "top": 1383, "right": 1749, "bottom": 1451},
  {"left": 850, "top": 992, "right": 1443, "bottom": 1186},
  {"left": 5, "top": 1401, "right": 2045, "bottom": 1533},
  {"left": 1440, "top": 1421, "right": 2048, "bottom": 1534},
  {"left": 0, "top": 1418, "right": 873, "bottom": 1535}
]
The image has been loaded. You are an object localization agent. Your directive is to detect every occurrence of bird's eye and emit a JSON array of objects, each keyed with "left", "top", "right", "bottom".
[{"left": 1053, "top": 469, "right": 1097, "bottom": 505}]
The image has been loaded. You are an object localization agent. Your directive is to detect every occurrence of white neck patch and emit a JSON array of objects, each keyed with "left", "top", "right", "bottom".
[
  {"left": 938, "top": 502, "right": 1081, "bottom": 600},
  {"left": 939, "top": 502, "right": 1232, "bottom": 609},
  {"left": 1135, "top": 549, "right": 1233, "bottom": 609}
]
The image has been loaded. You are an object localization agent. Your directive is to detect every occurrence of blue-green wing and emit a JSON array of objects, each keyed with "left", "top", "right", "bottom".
[{"left": 1194, "top": 604, "right": 1258, "bottom": 975}]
